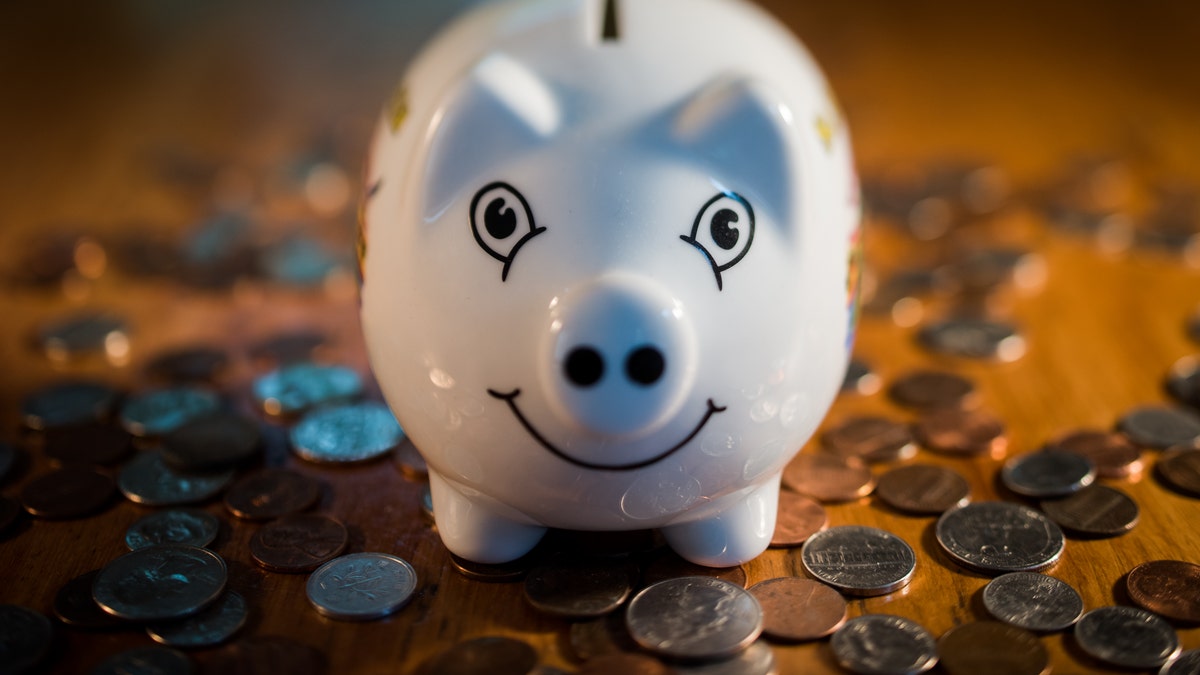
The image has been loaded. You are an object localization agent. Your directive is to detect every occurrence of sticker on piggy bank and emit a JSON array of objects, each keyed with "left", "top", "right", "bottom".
[{"left": 360, "top": 0, "right": 860, "bottom": 567}]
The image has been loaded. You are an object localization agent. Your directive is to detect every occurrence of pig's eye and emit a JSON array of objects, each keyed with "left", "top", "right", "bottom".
[
  {"left": 681, "top": 192, "right": 755, "bottom": 291},
  {"left": 470, "top": 182, "right": 545, "bottom": 281}
]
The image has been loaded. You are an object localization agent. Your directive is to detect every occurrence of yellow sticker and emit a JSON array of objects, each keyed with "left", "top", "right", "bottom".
[{"left": 388, "top": 85, "right": 410, "bottom": 134}]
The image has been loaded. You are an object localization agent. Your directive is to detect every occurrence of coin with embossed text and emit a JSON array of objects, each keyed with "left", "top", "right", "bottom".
[
  {"left": 289, "top": 401, "right": 402, "bottom": 464},
  {"left": 1074, "top": 605, "right": 1181, "bottom": 669},
  {"left": 251, "top": 514, "right": 348, "bottom": 573},
  {"left": 146, "top": 590, "right": 247, "bottom": 648},
  {"left": 93, "top": 544, "right": 227, "bottom": 621},
  {"left": 748, "top": 577, "right": 846, "bottom": 642},
  {"left": 982, "top": 572, "right": 1083, "bottom": 632},
  {"left": 1049, "top": 430, "right": 1143, "bottom": 479},
  {"left": 937, "top": 621, "right": 1048, "bottom": 675},
  {"left": 771, "top": 490, "right": 828, "bottom": 547},
  {"left": 801, "top": 525, "right": 915, "bottom": 596},
  {"left": 91, "top": 645, "right": 195, "bottom": 675},
  {"left": 22, "top": 381, "right": 120, "bottom": 430},
  {"left": 1127, "top": 560, "right": 1200, "bottom": 623},
  {"left": 820, "top": 416, "right": 916, "bottom": 463},
  {"left": 876, "top": 464, "right": 970, "bottom": 515},
  {"left": 223, "top": 468, "right": 320, "bottom": 520},
  {"left": 936, "top": 502, "right": 1064, "bottom": 573},
  {"left": 830, "top": 614, "right": 938, "bottom": 675},
  {"left": 125, "top": 508, "right": 220, "bottom": 550},
  {"left": 782, "top": 453, "right": 875, "bottom": 503},
  {"left": 306, "top": 552, "right": 417, "bottom": 620},
  {"left": 626, "top": 577, "right": 762, "bottom": 661},
  {"left": 20, "top": 467, "right": 116, "bottom": 519},
  {"left": 1156, "top": 447, "right": 1200, "bottom": 497},
  {"left": 1040, "top": 484, "right": 1139, "bottom": 537},
  {"left": 523, "top": 560, "right": 635, "bottom": 618},
  {"left": 119, "top": 387, "right": 222, "bottom": 437},
  {"left": 1002, "top": 450, "right": 1096, "bottom": 497},
  {"left": 118, "top": 452, "right": 234, "bottom": 506}
]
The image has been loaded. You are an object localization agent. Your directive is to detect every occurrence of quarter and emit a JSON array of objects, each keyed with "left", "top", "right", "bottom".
[
  {"left": 306, "top": 552, "right": 417, "bottom": 620},
  {"left": 625, "top": 576, "right": 762, "bottom": 661},
  {"left": 935, "top": 501, "right": 1064, "bottom": 574},
  {"left": 93, "top": 544, "right": 228, "bottom": 622},
  {"left": 1074, "top": 605, "right": 1181, "bottom": 669}
]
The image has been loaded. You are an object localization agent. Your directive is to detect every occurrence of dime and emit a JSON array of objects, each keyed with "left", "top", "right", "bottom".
[
  {"left": 1001, "top": 450, "right": 1096, "bottom": 498},
  {"left": 146, "top": 591, "right": 247, "bottom": 648},
  {"left": 91, "top": 645, "right": 195, "bottom": 675},
  {"left": 671, "top": 641, "right": 777, "bottom": 675},
  {"left": 119, "top": 387, "right": 222, "bottom": 437},
  {"left": 250, "top": 330, "right": 328, "bottom": 365},
  {"left": 425, "top": 636, "right": 538, "bottom": 675},
  {"left": 841, "top": 359, "right": 882, "bottom": 396},
  {"left": 748, "top": 577, "right": 847, "bottom": 642},
  {"left": 36, "top": 312, "right": 129, "bottom": 360},
  {"left": 1039, "top": 484, "right": 1139, "bottom": 537},
  {"left": 145, "top": 346, "right": 229, "bottom": 384},
  {"left": 523, "top": 560, "right": 635, "bottom": 618},
  {"left": 93, "top": 544, "right": 228, "bottom": 622},
  {"left": 887, "top": 370, "right": 977, "bottom": 410},
  {"left": 125, "top": 508, "right": 220, "bottom": 550},
  {"left": 1118, "top": 405, "right": 1200, "bottom": 450},
  {"left": 830, "top": 614, "right": 938, "bottom": 675},
  {"left": 224, "top": 468, "right": 322, "bottom": 520},
  {"left": 935, "top": 502, "right": 1064, "bottom": 574},
  {"left": 1162, "top": 649, "right": 1200, "bottom": 675},
  {"left": 20, "top": 468, "right": 115, "bottom": 519},
  {"left": 579, "top": 652, "right": 670, "bottom": 675},
  {"left": 252, "top": 362, "right": 362, "bottom": 416},
  {"left": 53, "top": 570, "right": 127, "bottom": 629},
  {"left": 1156, "top": 447, "right": 1200, "bottom": 497},
  {"left": 641, "top": 550, "right": 747, "bottom": 589},
  {"left": 917, "top": 317, "right": 1026, "bottom": 362},
  {"left": 289, "top": 401, "right": 402, "bottom": 464},
  {"left": 306, "top": 552, "right": 418, "bottom": 620},
  {"left": 936, "top": 621, "right": 1048, "bottom": 675},
  {"left": 781, "top": 454, "right": 875, "bottom": 503},
  {"left": 42, "top": 422, "right": 133, "bottom": 466},
  {"left": 118, "top": 451, "right": 234, "bottom": 506},
  {"left": 914, "top": 408, "right": 1007, "bottom": 456},
  {"left": 1126, "top": 560, "right": 1200, "bottom": 623},
  {"left": 820, "top": 416, "right": 916, "bottom": 463},
  {"left": 204, "top": 636, "right": 326, "bottom": 675},
  {"left": 1166, "top": 355, "right": 1200, "bottom": 409},
  {"left": 1074, "top": 605, "right": 1181, "bottom": 669},
  {"left": 0, "top": 605, "right": 54, "bottom": 673},
  {"left": 981, "top": 572, "right": 1083, "bottom": 631},
  {"left": 161, "top": 411, "right": 262, "bottom": 472},
  {"left": 1049, "top": 429, "right": 1143, "bottom": 479},
  {"left": 626, "top": 577, "right": 762, "bottom": 661},
  {"left": 875, "top": 464, "right": 970, "bottom": 515},
  {"left": 801, "top": 525, "right": 916, "bottom": 596},
  {"left": 770, "top": 490, "right": 827, "bottom": 548},
  {"left": 251, "top": 514, "right": 348, "bottom": 573},
  {"left": 22, "top": 381, "right": 120, "bottom": 430}
]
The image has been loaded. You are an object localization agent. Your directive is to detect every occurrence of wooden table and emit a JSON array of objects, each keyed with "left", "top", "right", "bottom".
[{"left": 1, "top": 1, "right": 1198, "bottom": 673}]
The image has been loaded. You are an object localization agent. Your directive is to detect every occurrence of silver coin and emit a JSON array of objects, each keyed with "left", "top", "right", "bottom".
[
  {"left": 145, "top": 591, "right": 247, "bottom": 648},
  {"left": 22, "top": 381, "right": 120, "bottom": 430},
  {"left": 91, "top": 645, "right": 195, "bottom": 675},
  {"left": 118, "top": 452, "right": 234, "bottom": 506},
  {"left": 981, "top": 572, "right": 1084, "bottom": 631},
  {"left": 1161, "top": 649, "right": 1200, "bottom": 675},
  {"left": 625, "top": 576, "right": 763, "bottom": 661},
  {"left": 830, "top": 614, "right": 938, "bottom": 675},
  {"left": 0, "top": 605, "right": 54, "bottom": 674},
  {"left": 1074, "top": 605, "right": 1181, "bottom": 669},
  {"left": 935, "top": 501, "right": 1064, "bottom": 574},
  {"left": 306, "top": 552, "right": 418, "bottom": 620},
  {"left": 523, "top": 560, "right": 635, "bottom": 618},
  {"left": 119, "top": 387, "right": 221, "bottom": 437},
  {"left": 289, "top": 401, "right": 402, "bottom": 464},
  {"left": 36, "top": 312, "right": 129, "bottom": 359},
  {"left": 252, "top": 362, "right": 362, "bottom": 416},
  {"left": 125, "top": 508, "right": 220, "bottom": 550},
  {"left": 801, "top": 526, "right": 915, "bottom": 596},
  {"left": 671, "top": 641, "right": 777, "bottom": 675},
  {"left": 1119, "top": 405, "right": 1200, "bottom": 450},
  {"left": 93, "top": 544, "right": 227, "bottom": 622},
  {"left": 1001, "top": 450, "right": 1096, "bottom": 497},
  {"left": 1039, "top": 484, "right": 1139, "bottom": 537},
  {"left": 917, "top": 317, "right": 1025, "bottom": 362}
]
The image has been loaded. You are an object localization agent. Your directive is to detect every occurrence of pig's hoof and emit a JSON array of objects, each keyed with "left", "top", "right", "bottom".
[
  {"left": 428, "top": 472, "right": 546, "bottom": 564},
  {"left": 661, "top": 479, "right": 779, "bottom": 567}
]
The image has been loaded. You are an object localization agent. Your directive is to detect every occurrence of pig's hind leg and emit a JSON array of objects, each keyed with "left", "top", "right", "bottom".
[
  {"left": 660, "top": 476, "right": 779, "bottom": 567},
  {"left": 428, "top": 470, "right": 547, "bottom": 564}
]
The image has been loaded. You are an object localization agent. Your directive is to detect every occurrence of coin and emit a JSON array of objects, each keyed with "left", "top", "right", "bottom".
[
  {"left": 770, "top": 490, "right": 827, "bottom": 547},
  {"left": 36, "top": 312, "right": 129, "bottom": 360},
  {"left": 1162, "top": 649, "right": 1200, "bottom": 675},
  {"left": 626, "top": 577, "right": 762, "bottom": 661},
  {"left": 936, "top": 621, "right": 1048, "bottom": 675},
  {"left": 146, "top": 590, "right": 247, "bottom": 648},
  {"left": 981, "top": 572, "right": 1083, "bottom": 632},
  {"left": 1166, "top": 356, "right": 1200, "bottom": 409},
  {"left": 781, "top": 453, "right": 875, "bottom": 503},
  {"left": 830, "top": 614, "right": 938, "bottom": 675},
  {"left": 53, "top": 570, "right": 128, "bottom": 629},
  {"left": 523, "top": 560, "right": 635, "bottom": 618},
  {"left": 820, "top": 416, "right": 916, "bottom": 463},
  {"left": 1118, "top": 405, "right": 1200, "bottom": 450},
  {"left": 250, "top": 330, "right": 328, "bottom": 365},
  {"left": 1049, "top": 429, "right": 1143, "bottom": 479},
  {"left": 841, "top": 359, "right": 882, "bottom": 396},
  {"left": 93, "top": 544, "right": 228, "bottom": 622},
  {"left": 425, "top": 636, "right": 538, "bottom": 675},
  {"left": 251, "top": 514, "right": 348, "bottom": 573},
  {"left": 252, "top": 362, "right": 362, "bottom": 416},
  {"left": 917, "top": 317, "right": 1026, "bottom": 362},
  {"left": 875, "top": 464, "right": 970, "bottom": 515},
  {"left": 161, "top": 411, "right": 262, "bottom": 472},
  {"left": 224, "top": 468, "right": 321, "bottom": 520},
  {"left": 125, "top": 508, "right": 221, "bottom": 550},
  {"left": 1074, "top": 605, "right": 1181, "bottom": 669},
  {"left": 1156, "top": 447, "right": 1200, "bottom": 497},
  {"left": 120, "top": 387, "right": 222, "bottom": 437},
  {"left": 118, "top": 451, "right": 235, "bottom": 506},
  {"left": 1039, "top": 484, "right": 1139, "bottom": 537},
  {"left": 887, "top": 370, "right": 977, "bottom": 410},
  {"left": 449, "top": 552, "right": 532, "bottom": 583},
  {"left": 289, "top": 401, "right": 402, "bottom": 464},
  {"left": 91, "top": 645, "right": 195, "bottom": 675},
  {"left": 146, "top": 346, "right": 229, "bottom": 384},
  {"left": 20, "top": 468, "right": 116, "bottom": 519},
  {"left": 935, "top": 502, "right": 1064, "bottom": 574},
  {"left": 578, "top": 652, "right": 670, "bottom": 675},
  {"left": 42, "top": 422, "right": 133, "bottom": 466},
  {"left": 801, "top": 525, "right": 916, "bottom": 596},
  {"left": 0, "top": 605, "right": 54, "bottom": 673},
  {"left": 306, "top": 552, "right": 417, "bottom": 620},
  {"left": 671, "top": 641, "right": 777, "bottom": 675},
  {"left": 914, "top": 408, "right": 1007, "bottom": 456},
  {"left": 204, "top": 636, "right": 326, "bottom": 675},
  {"left": 1001, "top": 450, "right": 1096, "bottom": 497},
  {"left": 22, "top": 381, "right": 120, "bottom": 430},
  {"left": 1127, "top": 560, "right": 1200, "bottom": 623},
  {"left": 748, "top": 577, "right": 846, "bottom": 642}
]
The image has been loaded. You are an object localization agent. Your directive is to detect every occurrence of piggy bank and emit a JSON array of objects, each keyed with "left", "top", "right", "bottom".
[{"left": 360, "top": 0, "right": 860, "bottom": 567}]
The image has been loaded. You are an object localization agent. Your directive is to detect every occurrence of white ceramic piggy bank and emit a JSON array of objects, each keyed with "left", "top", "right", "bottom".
[{"left": 360, "top": 0, "right": 860, "bottom": 567}]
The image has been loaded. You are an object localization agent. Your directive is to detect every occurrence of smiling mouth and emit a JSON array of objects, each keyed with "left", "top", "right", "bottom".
[{"left": 486, "top": 388, "right": 726, "bottom": 471}]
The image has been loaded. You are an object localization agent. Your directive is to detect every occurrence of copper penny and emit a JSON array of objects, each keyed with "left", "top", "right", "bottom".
[
  {"left": 1039, "top": 484, "right": 1139, "bottom": 537},
  {"left": 888, "top": 370, "right": 978, "bottom": 410},
  {"left": 782, "top": 453, "right": 875, "bottom": 503},
  {"left": 642, "top": 550, "right": 747, "bottom": 588},
  {"left": 251, "top": 514, "right": 349, "bottom": 573},
  {"left": 1049, "top": 429, "right": 1143, "bottom": 479},
  {"left": 20, "top": 468, "right": 115, "bottom": 519},
  {"left": 914, "top": 408, "right": 1007, "bottom": 456},
  {"left": 1126, "top": 560, "right": 1200, "bottom": 622},
  {"left": 223, "top": 468, "right": 321, "bottom": 521},
  {"left": 748, "top": 577, "right": 847, "bottom": 642},
  {"left": 770, "top": 490, "right": 828, "bottom": 548},
  {"left": 876, "top": 464, "right": 971, "bottom": 514},
  {"left": 42, "top": 423, "right": 133, "bottom": 466},
  {"left": 820, "top": 416, "right": 916, "bottom": 463},
  {"left": 578, "top": 652, "right": 669, "bottom": 675},
  {"left": 936, "top": 621, "right": 1048, "bottom": 675},
  {"left": 1156, "top": 447, "right": 1200, "bottom": 497}
]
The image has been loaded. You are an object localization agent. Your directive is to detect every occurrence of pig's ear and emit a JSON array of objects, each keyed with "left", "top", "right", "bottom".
[
  {"left": 671, "top": 75, "right": 792, "bottom": 223},
  {"left": 424, "top": 54, "right": 562, "bottom": 219}
]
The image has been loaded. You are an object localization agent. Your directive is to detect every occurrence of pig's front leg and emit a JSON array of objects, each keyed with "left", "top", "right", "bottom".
[
  {"left": 428, "top": 470, "right": 547, "bottom": 564},
  {"left": 661, "top": 475, "right": 780, "bottom": 567}
]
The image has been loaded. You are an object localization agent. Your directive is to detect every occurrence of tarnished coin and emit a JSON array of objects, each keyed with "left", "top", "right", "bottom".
[
  {"left": 842, "top": 359, "right": 882, "bottom": 396},
  {"left": 252, "top": 362, "right": 362, "bottom": 416},
  {"left": 982, "top": 572, "right": 1083, "bottom": 632},
  {"left": 36, "top": 312, "right": 129, "bottom": 360},
  {"left": 1162, "top": 649, "right": 1200, "bottom": 675},
  {"left": 1118, "top": 405, "right": 1200, "bottom": 450},
  {"left": 887, "top": 370, "right": 977, "bottom": 410},
  {"left": 126, "top": 508, "right": 220, "bottom": 550},
  {"left": 1127, "top": 560, "right": 1200, "bottom": 623},
  {"left": 875, "top": 464, "right": 970, "bottom": 515},
  {"left": 830, "top": 614, "right": 938, "bottom": 675},
  {"left": 53, "top": 570, "right": 127, "bottom": 629},
  {"left": 118, "top": 452, "right": 234, "bottom": 506},
  {"left": 1049, "top": 429, "right": 1143, "bottom": 479},
  {"left": 145, "top": 346, "right": 229, "bottom": 384},
  {"left": 43, "top": 423, "right": 133, "bottom": 466},
  {"left": 249, "top": 331, "right": 328, "bottom": 365},
  {"left": 306, "top": 552, "right": 417, "bottom": 620},
  {"left": 1001, "top": 450, "right": 1096, "bottom": 497},
  {"left": 1156, "top": 448, "right": 1200, "bottom": 497},
  {"left": 91, "top": 645, "right": 195, "bottom": 675},
  {"left": 523, "top": 560, "right": 635, "bottom": 618},
  {"left": 0, "top": 605, "right": 54, "bottom": 673},
  {"left": 671, "top": 641, "right": 777, "bottom": 675},
  {"left": 425, "top": 636, "right": 537, "bottom": 675},
  {"left": 22, "top": 381, "right": 120, "bottom": 430},
  {"left": 93, "top": 544, "right": 227, "bottom": 621},
  {"left": 626, "top": 577, "right": 762, "bottom": 661},
  {"left": 20, "top": 468, "right": 116, "bottom": 519},
  {"left": 449, "top": 553, "right": 531, "bottom": 583},
  {"left": 204, "top": 636, "right": 325, "bottom": 675},
  {"left": 917, "top": 317, "right": 1026, "bottom": 362},
  {"left": 935, "top": 502, "right": 1064, "bottom": 574},
  {"left": 770, "top": 490, "right": 828, "bottom": 548},
  {"left": 820, "top": 416, "right": 916, "bottom": 463},
  {"left": 223, "top": 468, "right": 321, "bottom": 520},
  {"left": 748, "top": 577, "right": 847, "bottom": 642},
  {"left": 161, "top": 411, "right": 262, "bottom": 472},
  {"left": 1074, "top": 605, "right": 1181, "bottom": 669},
  {"left": 119, "top": 388, "right": 222, "bottom": 437},
  {"left": 801, "top": 525, "right": 915, "bottom": 596},
  {"left": 251, "top": 514, "right": 348, "bottom": 573},
  {"left": 781, "top": 454, "right": 875, "bottom": 503},
  {"left": 579, "top": 652, "right": 670, "bottom": 675},
  {"left": 1039, "top": 484, "right": 1139, "bottom": 537},
  {"left": 642, "top": 550, "right": 747, "bottom": 589},
  {"left": 937, "top": 621, "right": 1048, "bottom": 675},
  {"left": 914, "top": 408, "right": 1007, "bottom": 457},
  {"left": 1166, "top": 356, "right": 1200, "bottom": 409},
  {"left": 146, "top": 591, "right": 247, "bottom": 648},
  {"left": 289, "top": 401, "right": 402, "bottom": 464}
]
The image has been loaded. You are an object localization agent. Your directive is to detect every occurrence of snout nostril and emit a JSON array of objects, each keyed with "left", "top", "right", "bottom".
[
  {"left": 626, "top": 346, "right": 666, "bottom": 386},
  {"left": 564, "top": 346, "right": 605, "bottom": 387}
]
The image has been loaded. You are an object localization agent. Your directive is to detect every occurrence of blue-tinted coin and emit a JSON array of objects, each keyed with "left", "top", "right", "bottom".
[
  {"left": 289, "top": 402, "right": 402, "bottom": 464},
  {"left": 252, "top": 363, "right": 361, "bottom": 416}
]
